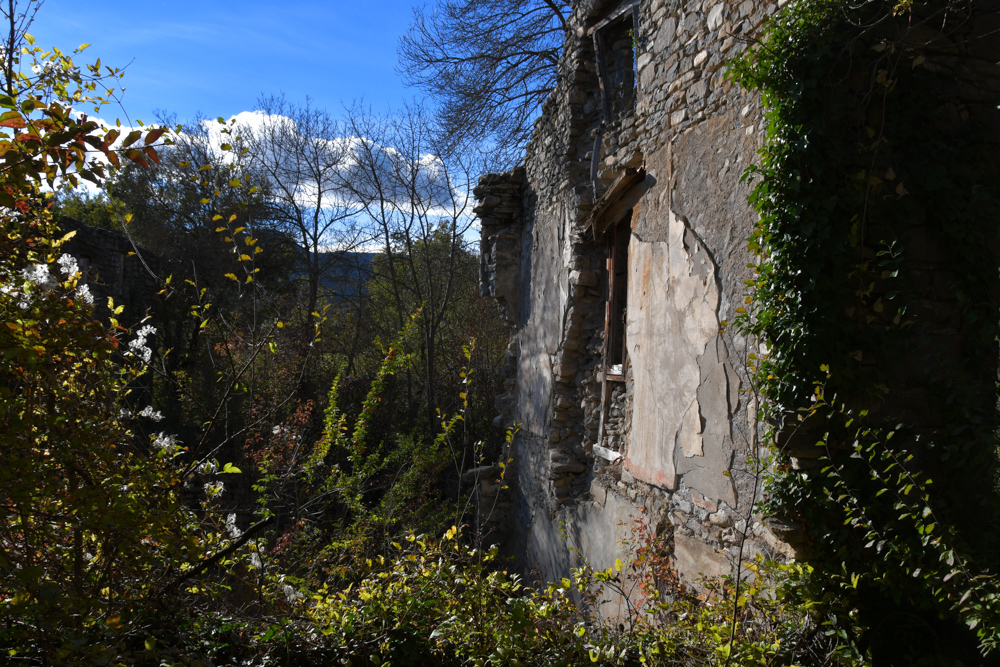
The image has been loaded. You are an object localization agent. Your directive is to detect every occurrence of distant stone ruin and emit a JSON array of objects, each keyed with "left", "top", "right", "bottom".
[{"left": 58, "top": 217, "right": 159, "bottom": 323}]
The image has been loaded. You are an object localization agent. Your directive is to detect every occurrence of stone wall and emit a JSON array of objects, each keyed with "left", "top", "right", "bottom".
[
  {"left": 477, "top": 0, "right": 1000, "bottom": 593},
  {"left": 58, "top": 217, "right": 160, "bottom": 324},
  {"left": 475, "top": 0, "right": 786, "bottom": 585}
]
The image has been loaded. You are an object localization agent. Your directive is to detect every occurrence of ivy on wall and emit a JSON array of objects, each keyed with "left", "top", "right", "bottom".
[{"left": 731, "top": 0, "right": 1000, "bottom": 661}]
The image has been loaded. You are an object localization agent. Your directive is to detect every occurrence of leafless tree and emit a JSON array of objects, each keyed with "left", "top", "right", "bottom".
[
  {"left": 237, "top": 95, "right": 368, "bottom": 323},
  {"left": 340, "top": 102, "right": 478, "bottom": 428},
  {"left": 1, "top": 0, "right": 42, "bottom": 96},
  {"left": 397, "top": 0, "right": 571, "bottom": 169}
]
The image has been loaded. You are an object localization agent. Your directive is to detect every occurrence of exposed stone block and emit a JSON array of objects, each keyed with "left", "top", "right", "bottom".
[{"left": 691, "top": 491, "right": 719, "bottom": 513}]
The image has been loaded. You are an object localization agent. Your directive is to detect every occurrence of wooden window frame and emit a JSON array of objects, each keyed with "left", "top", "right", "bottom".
[{"left": 604, "top": 213, "right": 631, "bottom": 383}]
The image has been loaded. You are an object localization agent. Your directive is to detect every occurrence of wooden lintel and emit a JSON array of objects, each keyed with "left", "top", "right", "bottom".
[
  {"left": 588, "top": 167, "right": 645, "bottom": 239},
  {"left": 588, "top": 0, "right": 640, "bottom": 36}
]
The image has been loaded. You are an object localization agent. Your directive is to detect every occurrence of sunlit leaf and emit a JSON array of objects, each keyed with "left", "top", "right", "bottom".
[
  {"left": 121, "top": 129, "right": 141, "bottom": 147},
  {"left": 144, "top": 127, "right": 166, "bottom": 144}
]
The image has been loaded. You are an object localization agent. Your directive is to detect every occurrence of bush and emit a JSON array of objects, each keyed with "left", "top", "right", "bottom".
[{"left": 240, "top": 523, "right": 867, "bottom": 666}]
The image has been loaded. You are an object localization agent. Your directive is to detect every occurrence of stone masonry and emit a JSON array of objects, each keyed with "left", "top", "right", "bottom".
[
  {"left": 476, "top": 0, "right": 787, "bottom": 584},
  {"left": 58, "top": 217, "right": 160, "bottom": 324},
  {"left": 477, "top": 0, "right": 1000, "bottom": 590}
]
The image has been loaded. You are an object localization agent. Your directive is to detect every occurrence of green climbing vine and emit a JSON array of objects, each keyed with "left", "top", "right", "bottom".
[{"left": 730, "top": 0, "right": 1000, "bottom": 661}]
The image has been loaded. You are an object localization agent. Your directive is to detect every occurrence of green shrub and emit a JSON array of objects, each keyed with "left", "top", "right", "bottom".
[{"left": 238, "top": 522, "right": 867, "bottom": 666}]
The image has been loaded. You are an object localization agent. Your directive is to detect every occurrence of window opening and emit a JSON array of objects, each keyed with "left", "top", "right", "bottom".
[
  {"left": 78, "top": 257, "right": 91, "bottom": 284},
  {"left": 596, "top": 210, "right": 632, "bottom": 456},
  {"left": 593, "top": 1, "right": 638, "bottom": 124},
  {"left": 604, "top": 211, "right": 631, "bottom": 381}
]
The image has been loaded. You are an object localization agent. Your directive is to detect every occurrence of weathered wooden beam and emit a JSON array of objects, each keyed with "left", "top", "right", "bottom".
[
  {"left": 588, "top": 166, "right": 645, "bottom": 240},
  {"left": 587, "top": 0, "right": 640, "bottom": 36}
]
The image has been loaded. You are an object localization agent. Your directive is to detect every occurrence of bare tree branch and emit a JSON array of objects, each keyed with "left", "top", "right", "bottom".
[
  {"left": 237, "top": 96, "right": 369, "bottom": 323},
  {"left": 397, "top": 0, "right": 570, "bottom": 169}
]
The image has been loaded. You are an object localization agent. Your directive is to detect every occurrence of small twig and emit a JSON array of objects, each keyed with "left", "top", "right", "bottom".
[{"left": 163, "top": 516, "right": 273, "bottom": 593}]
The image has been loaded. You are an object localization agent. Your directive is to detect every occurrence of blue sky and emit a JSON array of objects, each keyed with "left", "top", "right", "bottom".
[{"left": 30, "top": 0, "right": 421, "bottom": 126}]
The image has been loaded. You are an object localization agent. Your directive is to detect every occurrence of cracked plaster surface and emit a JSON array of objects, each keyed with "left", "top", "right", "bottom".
[{"left": 624, "top": 209, "right": 733, "bottom": 501}]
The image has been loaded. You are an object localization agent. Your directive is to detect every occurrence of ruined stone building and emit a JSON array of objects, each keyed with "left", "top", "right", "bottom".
[
  {"left": 476, "top": 0, "right": 781, "bottom": 584},
  {"left": 475, "top": 0, "right": 1000, "bottom": 585},
  {"left": 59, "top": 217, "right": 160, "bottom": 323}
]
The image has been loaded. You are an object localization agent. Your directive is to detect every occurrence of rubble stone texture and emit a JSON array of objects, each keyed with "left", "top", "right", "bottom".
[
  {"left": 58, "top": 217, "right": 160, "bottom": 324},
  {"left": 477, "top": 0, "right": 781, "bottom": 583}
]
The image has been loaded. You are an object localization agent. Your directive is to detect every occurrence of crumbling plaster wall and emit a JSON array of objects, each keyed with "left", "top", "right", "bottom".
[{"left": 477, "top": 0, "right": 788, "bottom": 584}]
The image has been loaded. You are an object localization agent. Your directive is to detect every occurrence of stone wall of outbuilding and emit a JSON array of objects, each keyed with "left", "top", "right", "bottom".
[{"left": 58, "top": 217, "right": 159, "bottom": 324}]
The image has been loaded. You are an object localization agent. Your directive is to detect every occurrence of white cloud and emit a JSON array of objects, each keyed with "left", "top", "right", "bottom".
[{"left": 52, "top": 107, "right": 477, "bottom": 250}]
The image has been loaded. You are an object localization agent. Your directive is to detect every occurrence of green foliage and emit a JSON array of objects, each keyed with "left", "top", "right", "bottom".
[
  {"left": 577, "top": 517, "right": 868, "bottom": 666},
  {"left": 0, "top": 28, "right": 220, "bottom": 665},
  {"left": 235, "top": 522, "right": 864, "bottom": 666},
  {"left": 0, "top": 3, "right": 503, "bottom": 664},
  {"left": 1, "top": 214, "right": 188, "bottom": 659},
  {"left": 250, "top": 313, "right": 459, "bottom": 583},
  {"left": 0, "top": 12, "right": 308, "bottom": 664},
  {"left": 291, "top": 529, "right": 586, "bottom": 666},
  {"left": 108, "top": 114, "right": 315, "bottom": 486},
  {"left": 730, "top": 0, "right": 1000, "bottom": 660},
  {"left": 0, "top": 44, "right": 152, "bottom": 196},
  {"left": 50, "top": 186, "right": 118, "bottom": 230},
  {"left": 360, "top": 221, "right": 507, "bottom": 436}
]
